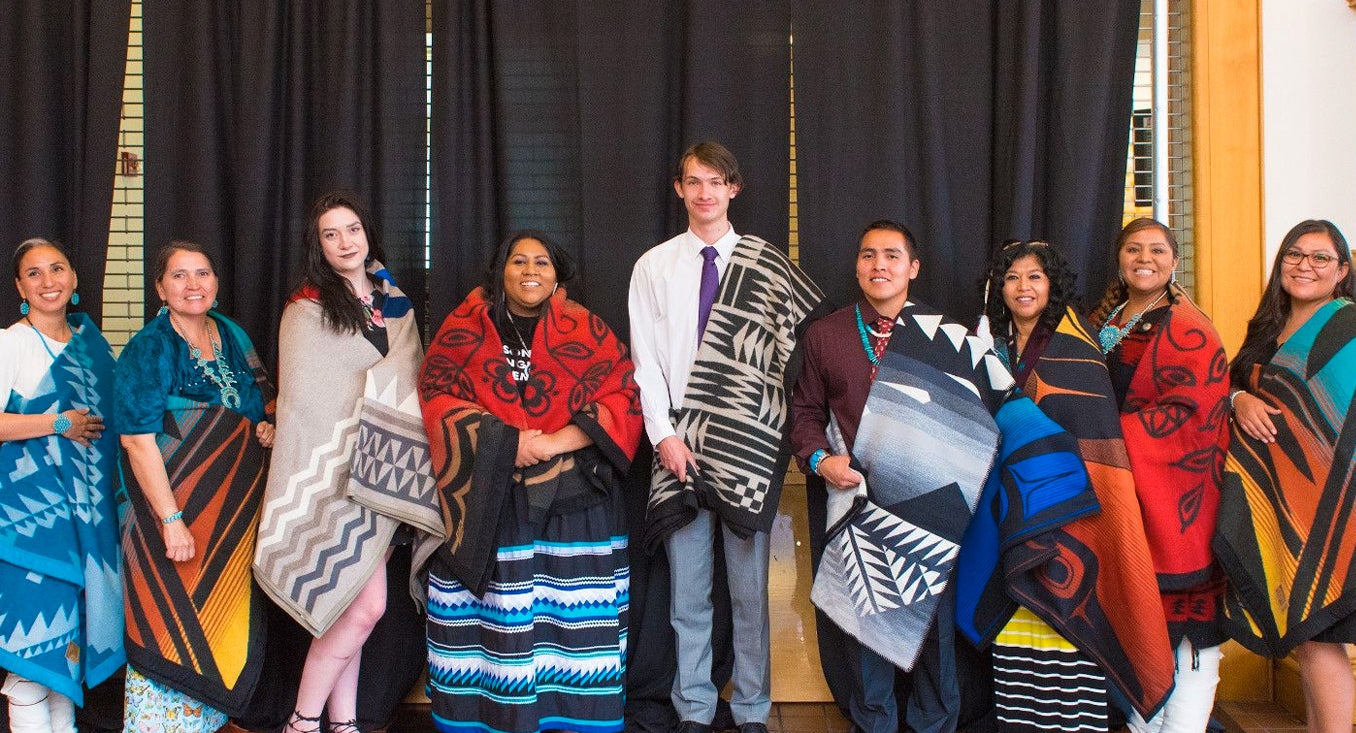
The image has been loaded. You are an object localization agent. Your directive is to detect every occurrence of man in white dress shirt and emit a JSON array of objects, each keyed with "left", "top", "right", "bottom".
[{"left": 628, "top": 141, "right": 822, "bottom": 733}]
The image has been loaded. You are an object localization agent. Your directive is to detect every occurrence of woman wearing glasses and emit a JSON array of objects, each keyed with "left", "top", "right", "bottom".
[
  {"left": 1216, "top": 219, "right": 1356, "bottom": 733},
  {"left": 1090, "top": 218, "right": 1231, "bottom": 732}
]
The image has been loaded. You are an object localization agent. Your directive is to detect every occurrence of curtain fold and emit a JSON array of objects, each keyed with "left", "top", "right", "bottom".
[
  {"left": 144, "top": 0, "right": 427, "bottom": 363},
  {"left": 0, "top": 0, "right": 131, "bottom": 322},
  {"left": 792, "top": 0, "right": 1140, "bottom": 319},
  {"left": 429, "top": 0, "right": 791, "bottom": 335}
]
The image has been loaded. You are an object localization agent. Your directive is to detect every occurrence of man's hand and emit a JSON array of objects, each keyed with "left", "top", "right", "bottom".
[
  {"left": 818, "top": 455, "right": 864, "bottom": 490},
  {"left": 656, "top": 435, "right": 696, "bottom": 483}
]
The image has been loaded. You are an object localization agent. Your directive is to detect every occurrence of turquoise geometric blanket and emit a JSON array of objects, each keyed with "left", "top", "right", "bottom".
[{"left": 0, "top": 313, "right": 123, "bottom": 703}]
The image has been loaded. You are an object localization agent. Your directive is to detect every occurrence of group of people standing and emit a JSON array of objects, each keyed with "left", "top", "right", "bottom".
[{"left": 0, "top": 139, "right": 1352, "bottom": 733}]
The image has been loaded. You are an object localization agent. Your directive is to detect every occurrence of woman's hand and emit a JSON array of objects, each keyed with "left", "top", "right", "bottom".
[
  {"left": 527, "top": 432, "right": 558, "bottom": 463},
  {"left": 255, "top": 420, "right": 275, "bottom": 448},
  {"left": 515, "top": 429, "right": 544, "bottom": 468},
  {"left": 161, "top": 517, "right": 195, "bottom": 563},
  {"left": 1234, "top": 391, "right": 1280, "bottom": 443},
  {"left": 60, "top": 408, "right": 104, "bottom": 446},
  {"left": 818, "top": 454, "right": 865, "bottom": 490}
]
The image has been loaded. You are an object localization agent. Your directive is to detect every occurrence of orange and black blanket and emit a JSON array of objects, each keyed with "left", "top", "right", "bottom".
[
  {"left": 1216, "top": 298, "right": 1356, "bottom": 655},
  {"left": 417, "top": 287, "right": 642, "bottom": 596},
  {"left": 121, "top": 370, "right": 273, "bottom": 714},
  {"left": 958, "top": 307, "right": 1175, "bottom": 719}
]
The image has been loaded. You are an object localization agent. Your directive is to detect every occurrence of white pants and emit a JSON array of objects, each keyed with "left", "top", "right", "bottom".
[
  {"left": 2, "top": 673, "right": 75, "bottom": 733},
  {"left": 1127, "top": 639, "right": 1222, "bottom": 733}
]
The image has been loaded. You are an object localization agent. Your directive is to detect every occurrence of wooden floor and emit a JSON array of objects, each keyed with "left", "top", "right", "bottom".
[{"left": 387, "top": 700, "right": 1354, "bottom": 732}]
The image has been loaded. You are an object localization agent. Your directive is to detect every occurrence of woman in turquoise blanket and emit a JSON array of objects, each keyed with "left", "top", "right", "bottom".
[
  {"left": 0, "top": 238, "right": 123, "bottom": 732},
  {"left": 1219, "top": 219, "right": 1356, "bottom": 733},
  {"left": 115, "top": 241, "right": 275, "bottom": 732}
]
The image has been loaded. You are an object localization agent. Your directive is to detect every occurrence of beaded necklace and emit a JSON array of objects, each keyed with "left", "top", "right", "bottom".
[
  {"left": 1097, "top": 289, "right": 1168, "bottom": 354},
  {"left": 173, "top": 316, "right": 241, "bottom": 409},
  {"left": 854, "top": 304, "right": 892, "bottom": 365}
]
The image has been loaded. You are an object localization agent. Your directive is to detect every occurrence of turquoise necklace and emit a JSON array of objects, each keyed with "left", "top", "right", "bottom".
[
  {"left": 1098, "top": 289, "right": 1167, "bottom": 354},
  {"left": 855, "top": 304, "right": 891, "bottom": 365},
  {"left": 176, "top": 317, "right": 241, "bottom": 409}
]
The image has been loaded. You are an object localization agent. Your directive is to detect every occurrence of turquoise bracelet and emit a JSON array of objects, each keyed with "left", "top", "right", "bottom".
[
  {"left": 808, "top": 449, "right": 829, "bottom": 475},
  {"left": 161, "top": 510, "right": 184, "bottom": 525}
]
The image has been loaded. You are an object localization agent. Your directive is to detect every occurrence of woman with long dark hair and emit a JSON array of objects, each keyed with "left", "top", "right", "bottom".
[
  {"left": 1216, "top": 219, "right": 1356, "bottom": 733},
  {"left": 1090, "top": 218, "right": 1231, "bottom": 733},
  {"left": 418, "top": 230, "right": 641, "bottom": 733},
  {"left": 255, "top": 191, "right": 435, "bottom": 733},
  {"left": 1, "top": 238, "right": 122, "bottom": 732}
]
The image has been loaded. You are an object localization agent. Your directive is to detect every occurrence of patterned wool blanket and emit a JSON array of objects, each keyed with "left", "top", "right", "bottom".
[
  {"left": 122, "top": 317, "right": 274, "bottom": 716},
  {"left": 644, "top": 236, "right": 823, "bottom": 549},
  {"left": 1216, "top": 298, "right": 1356, "bottom": 656},
  {"left": 956, "top": 307, "right": 1174, "bottom": 719},
  {"left": 810, "top": 301, "right": 1013, "bottom": 671},
  {"left": 417, "top": 287, "right": 642, "bottom": 596},
  {"left": 1119, "top": 302, "right": 1231, "bottom": 591},
  {"left": 255, "top": 263, "right": 439, "bottom": 636},
  {"left": 0, "top": 313, "right": 123, "bottom": 704}
]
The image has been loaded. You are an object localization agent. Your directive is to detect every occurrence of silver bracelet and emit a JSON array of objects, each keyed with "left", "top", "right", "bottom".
[{"left": 1229, "top": 389, "right": 1245, "bottom": 411}]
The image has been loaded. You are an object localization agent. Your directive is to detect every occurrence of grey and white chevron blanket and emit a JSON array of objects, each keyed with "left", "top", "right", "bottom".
[{"left": 254, "top": 271, "right": 440, "bottom": 636}]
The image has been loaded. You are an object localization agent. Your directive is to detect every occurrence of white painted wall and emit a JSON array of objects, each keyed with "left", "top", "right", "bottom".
[{"left": 1261, "top": 0, "right": 1356, "bottom": 271}]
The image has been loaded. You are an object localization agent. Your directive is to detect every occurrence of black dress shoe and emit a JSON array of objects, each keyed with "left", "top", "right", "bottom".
[
  {"left": 675, "top": 721, "right": 714, "bottom": 733},
  {"left": 736, "top": 723, "right": 768, "bottom": 733}
]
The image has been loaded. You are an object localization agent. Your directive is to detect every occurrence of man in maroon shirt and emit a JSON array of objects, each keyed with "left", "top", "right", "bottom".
[{"left": 789, "top": 220, "right": 957, "bottom": 733}]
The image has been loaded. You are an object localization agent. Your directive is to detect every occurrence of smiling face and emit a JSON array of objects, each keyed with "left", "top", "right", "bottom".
[
  {"left": 502, "top": 237, "right": 556, "bottom": 316},
  {"left": 1281, "top": 231, "right": 1350, "bottom": 308},
  {"left": 1001, "top": 254, "right": 1050, "bottom": 328},
  {"left": 674, "top": 157, "right": 739, "bottom": 233},
  {"left": 856, "top": 227, "right": 919, "bottom": 316},
  {"left": 155, "top": 249, "right": 218, "bottom": 318},
  {"left": 317, "top": 206, "right": 370, "bottom": 283},
  {"left": 14, "top": 245, "right": 77, "bottom": 318},
  {"left": 1117, "top": 225, "right": 1177, "bottom": 298}
]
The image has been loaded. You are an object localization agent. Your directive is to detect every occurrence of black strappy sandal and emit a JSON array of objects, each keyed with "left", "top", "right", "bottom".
[{"left": 286, "top": 710, "right": 323, "bottom": 733}]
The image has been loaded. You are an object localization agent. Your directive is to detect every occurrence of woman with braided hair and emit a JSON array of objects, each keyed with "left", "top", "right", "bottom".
[{"left": 1091, "top": 218, "right": 1231, "bottom": 733}]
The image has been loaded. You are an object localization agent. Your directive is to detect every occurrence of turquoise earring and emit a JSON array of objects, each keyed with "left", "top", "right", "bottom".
[
  {"left": 19, "top": 299, "right": 29, "bottom": 316},
  {"left": 71, "top": 292, "right": 80, "bottom": 306}
]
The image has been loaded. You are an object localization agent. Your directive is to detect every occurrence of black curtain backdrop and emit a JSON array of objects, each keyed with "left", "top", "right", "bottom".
[
  {"left": 0, "top": 0, "right": 130, "bottom": 323},
  {"left": 792, "top": 0, "right": 1140, "bottom": 320},
  {"left": 429, "top": 0, "right": 791, "bottom": 336},
  {"left": 143, "top": 0, "right": 427, "bottom": 363}
]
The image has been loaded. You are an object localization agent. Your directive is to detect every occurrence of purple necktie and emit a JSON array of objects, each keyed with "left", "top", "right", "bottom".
[{"left": 697, "top": 245, "right": 719, "bottom": 342}]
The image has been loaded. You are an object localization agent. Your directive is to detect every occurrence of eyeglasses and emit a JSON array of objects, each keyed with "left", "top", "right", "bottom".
[
  {"left": 1001, "top": 239, "right": 1049, "bottom": 251},
  {"left": 1282, "top": 249, "right": 1342, "bottom": 269}
]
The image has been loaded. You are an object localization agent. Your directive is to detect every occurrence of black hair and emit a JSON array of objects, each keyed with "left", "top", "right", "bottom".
[
  {"left": 980, "top": 240, "right": 1079, "bottom": 339},
  {"left": 300, "top": 190, "right": 388, "bottom": 334},
  {"left": 1230, "top": 219, "right": 1356, "bottom": 386},
  {"left": 860, "top": 219, "right": 920, "bottom": 260},
  {"left": 152, "top": 239, "right": 220, "bottom": 283},
  {"left": 1090, "top": 217, "right": 1187, "bottom": 325},
  {"left": 12, "top": 237, "right": 72, "bottom": 279},
  {"left": 481, "top": 229, "right": 577, "bottom": 316}
]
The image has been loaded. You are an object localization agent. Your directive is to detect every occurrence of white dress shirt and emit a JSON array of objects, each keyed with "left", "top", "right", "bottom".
[{"left": 627, "top": 225, "right": 742, "bottom": 446}]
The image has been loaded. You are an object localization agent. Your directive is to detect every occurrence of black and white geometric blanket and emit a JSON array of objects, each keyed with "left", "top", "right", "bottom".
[{"left": 644, "top": 236, "right": 823, "bottom": 549}]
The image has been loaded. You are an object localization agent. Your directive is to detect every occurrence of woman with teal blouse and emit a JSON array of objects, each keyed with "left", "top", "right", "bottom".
[{"left": 113, "top": 240, "right": 276, "bottom": 733}]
